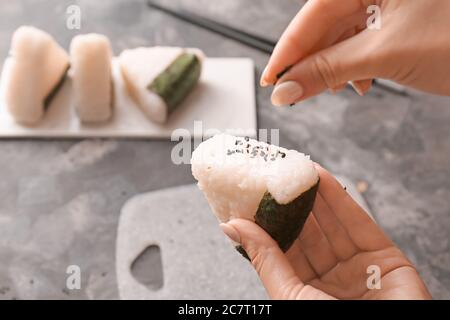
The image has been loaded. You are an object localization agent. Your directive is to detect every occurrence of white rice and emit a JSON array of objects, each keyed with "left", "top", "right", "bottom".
[
  {"left": 191, "top": 134, "right": 319, "bottom": 222},
  {"left": 70, "top": 34, "right": 113, "bottom": 123}
]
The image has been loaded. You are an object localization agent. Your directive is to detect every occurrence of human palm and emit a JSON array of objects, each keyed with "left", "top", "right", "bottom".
[{"left": 226, "top": 165, "right": 431, "bottom": 300}]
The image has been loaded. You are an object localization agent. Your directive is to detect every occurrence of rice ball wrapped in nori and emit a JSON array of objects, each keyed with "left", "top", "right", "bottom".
[
  {"left": 119, "top": 47, "right": 204, "bottom": 124},
  {"left": 191, "top": 134, "right": 319, "bottom": 253},
  {"left": 70, "top": 34, "right": 113, "bottom": 123},
  {"left": 3, "top": 26, "right": 69, "bottom": 125}
]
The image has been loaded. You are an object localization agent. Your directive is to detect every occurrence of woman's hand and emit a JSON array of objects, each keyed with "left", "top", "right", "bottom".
[
  {"left": 261, "top": 0, "right": 450, "bottom": 106},
  {"left": 220, "top": 165, "right": 431, "bottom": 299}
]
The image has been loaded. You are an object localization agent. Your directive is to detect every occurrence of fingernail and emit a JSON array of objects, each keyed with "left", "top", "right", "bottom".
[
  {"left": 220, "top": 223, "right": 241, "bottom": 244},
  {"left": 271, "top": 81, "right": 304, "bottom": 106},
  {"left": 260, "top": 66, "right": 270, "bottom": 87},
  {"left": 350, "top": 81, "right": 365, "bottom": 96}
]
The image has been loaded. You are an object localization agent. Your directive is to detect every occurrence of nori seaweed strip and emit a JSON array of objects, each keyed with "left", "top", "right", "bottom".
[
  {"left": 44, "top": 64, "right": 70, "bottom": 110},
  {"left": 147, "top": 53, "right": 201, "bottom": 115},
  {"left": 235, "top": 245, "right": 250, "bottom": 261},
  {"left": 254, "top": 179, "right": 319, "bottom": 252}
]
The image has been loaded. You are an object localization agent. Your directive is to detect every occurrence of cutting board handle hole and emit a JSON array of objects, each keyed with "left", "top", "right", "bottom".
[{"left": 130, "top": 244, "right": 164, "bottom": 291}]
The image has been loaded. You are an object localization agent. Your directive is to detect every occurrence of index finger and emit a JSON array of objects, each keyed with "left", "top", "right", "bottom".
[
  {"left": 314, "top": 163, "right": 393, "bottom": 251},
  {"left": 226, "top": 219, "right": 303, "bottom": 298},
  {"left": 261, "top": 0, "right": 372, "bottom": 86}
]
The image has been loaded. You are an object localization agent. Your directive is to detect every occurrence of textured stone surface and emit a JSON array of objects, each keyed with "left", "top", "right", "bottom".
[{"left": 0, "top": 0, "right": 449, "bottom": 299}]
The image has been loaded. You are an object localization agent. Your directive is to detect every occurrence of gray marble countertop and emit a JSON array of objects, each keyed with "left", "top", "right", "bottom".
[{"left": 0, "top": 0, "right": 449, "bottom": 299}]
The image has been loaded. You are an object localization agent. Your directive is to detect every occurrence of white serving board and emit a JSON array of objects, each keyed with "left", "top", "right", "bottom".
[{"left": 0, "top": 58, "right": 257, "bottom": 139}]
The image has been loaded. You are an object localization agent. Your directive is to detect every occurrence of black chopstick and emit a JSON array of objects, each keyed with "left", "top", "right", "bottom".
[{"left": 147, "top": 0, "right": 276, "bottom": 54}]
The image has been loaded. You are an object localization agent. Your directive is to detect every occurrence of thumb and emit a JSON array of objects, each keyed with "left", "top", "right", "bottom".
[
  {"left": 271, "top": 30, "right": 380, "bottom": 106},
  {"left": 221, "top": 219, "right": 303, "bottom": 299}
]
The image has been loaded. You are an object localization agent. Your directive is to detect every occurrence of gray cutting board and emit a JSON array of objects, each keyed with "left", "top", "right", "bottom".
[
  {"left": 116, "top": 179, "right": 372, "bottom": 300},
  {"left": 116, "top": 184, "right": 268, "bottom": 300}
]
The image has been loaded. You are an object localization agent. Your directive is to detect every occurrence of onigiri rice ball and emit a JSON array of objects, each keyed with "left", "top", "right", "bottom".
[{"left": 191, "top": 134, "right": 319, "bottom": 253}]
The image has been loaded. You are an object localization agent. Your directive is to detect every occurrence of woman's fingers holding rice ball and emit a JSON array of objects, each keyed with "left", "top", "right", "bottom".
[
  {"left": 313, "top": 163, "right": 394, "bottom": 252},
  {"left": 222, "top": 219, "right": 335, "bottom": 300},
  {"left": 221, "top": 166, "right": 431, "bottom": 299},
  {"left": 221, "top": 220, "right": 298, "bottom": 296}
]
